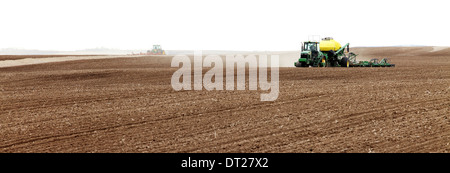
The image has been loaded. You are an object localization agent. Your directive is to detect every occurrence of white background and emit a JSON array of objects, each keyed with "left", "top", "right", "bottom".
[{"left": 0, "top": 0, "right": 449, "bottom": 51}]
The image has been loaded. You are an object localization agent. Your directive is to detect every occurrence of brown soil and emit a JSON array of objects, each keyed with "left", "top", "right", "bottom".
[
  {"left": 0, "top": 55, "right": 105, "bottom": 61},
  {"left": 0, "top": 48, "right": 449, "bottom": 153}
]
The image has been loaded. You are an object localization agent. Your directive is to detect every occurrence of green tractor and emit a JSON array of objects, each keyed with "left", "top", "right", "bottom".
[
  {"left": 294, "top": 37, "right": 395, "bottom": 68},
  {"left": 147, "top": 45, "right": 166, "bottom": 55},
  {"left": 295, "top": 37, "right": 351, "bottom": 67}
]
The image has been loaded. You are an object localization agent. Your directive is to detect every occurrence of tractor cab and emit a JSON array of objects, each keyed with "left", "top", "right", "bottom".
[
  {"left": 153, "top": 45, "right": 161, "bottom": 50},
  {"left": 302, "top": 42, "right": 319, "bottom": 52},
  {"left": 295, "top": 41, "right": 321, "bottom": 67}
]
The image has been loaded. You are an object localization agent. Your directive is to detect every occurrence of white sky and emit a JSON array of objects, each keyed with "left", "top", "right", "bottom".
[{"left": 0, "top": 0, "right": 449, "bottom": 51}]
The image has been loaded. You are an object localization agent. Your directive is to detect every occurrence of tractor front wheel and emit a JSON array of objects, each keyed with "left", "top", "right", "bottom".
[{"left": 321, "top": 58, "right": 326, "bottom": 67}]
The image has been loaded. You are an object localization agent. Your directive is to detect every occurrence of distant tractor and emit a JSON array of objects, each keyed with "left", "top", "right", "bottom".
[
  {"left": 147, "top": 45, "right": 166, "bottom": 55},
  {"left": 294, "top": 37, "right": 394, "bottom": 67}
]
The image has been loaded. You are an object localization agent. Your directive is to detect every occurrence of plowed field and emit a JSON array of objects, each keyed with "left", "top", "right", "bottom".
[{"left": 1, "top": 47, "right": 449, "bottom": 153}]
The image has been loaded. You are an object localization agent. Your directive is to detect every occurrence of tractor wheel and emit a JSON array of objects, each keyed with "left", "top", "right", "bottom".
[
  {"left": 295, "top": 62, "right": 302, "bottom": 67},
  {"left": 341, "top": 57, "right": 349, "bottom": 67}
]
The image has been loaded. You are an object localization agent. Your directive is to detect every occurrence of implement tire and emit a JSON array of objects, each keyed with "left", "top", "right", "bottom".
[{"left": 340, "top": 57, "right": 349, "bottom": 68}]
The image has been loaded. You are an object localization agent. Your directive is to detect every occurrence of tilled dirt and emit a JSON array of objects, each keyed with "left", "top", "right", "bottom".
[
  {"left": 0, "top": 48, "right": 449, "bottom": 153},
  {"left": 0, "top": 55, "right": 105, "bottom": 61}
]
